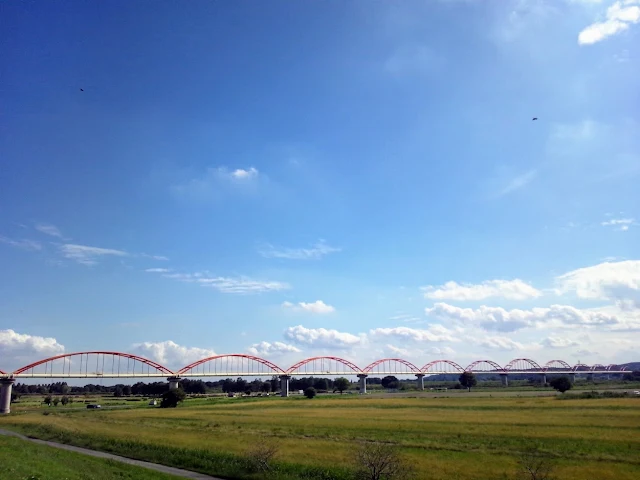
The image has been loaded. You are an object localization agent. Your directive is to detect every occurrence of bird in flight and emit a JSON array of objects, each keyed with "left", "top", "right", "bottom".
[
  {"left": 80, "top": 88, "right": 84, "bottom": 92},
  {"left": 532, "top": 117, "right": 538, "bottom": 121}
]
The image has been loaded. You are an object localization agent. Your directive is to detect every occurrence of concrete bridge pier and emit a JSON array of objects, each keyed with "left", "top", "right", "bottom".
[
  {"left": 500, "top": 374, "right": 508, "bottom": 387},
  {"left": 415, "top": 373, "right": 425, "bottom": 391},
  {"left": 357, "top": 374, "right": 368, "bottom": 394},
  {"left": 167, "top": 376, "right": 181, "bottom": 390},
  {"left": 1, "top": 379, "right": 15, "bottom": 414},
  {"left": 569, "top": 373, "right": 576, "bottom": 384},
  {"left": 279, "top": 375, "right": 290, "bottom": 397},
  {"left": 540, "top": 373, "right": 547, "bottom": 385},
  {"left": 586, "top": 373, "right": 594, "bottom": 382}
]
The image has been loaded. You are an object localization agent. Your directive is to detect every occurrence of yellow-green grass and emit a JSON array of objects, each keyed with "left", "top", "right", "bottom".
[
  {"left": 0, "top": 435, "right": 180, "bottom": 480},
  {"left": 2, "top": 395, "right": 639, "bottom": 479}
]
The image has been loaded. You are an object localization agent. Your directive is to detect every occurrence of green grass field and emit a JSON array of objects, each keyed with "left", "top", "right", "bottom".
[
  {"left": 2, "top": 393, "right": 639, "bottom": 479},
  {"left": 0, "top": 435, "right": 181, "bottom": 480}
]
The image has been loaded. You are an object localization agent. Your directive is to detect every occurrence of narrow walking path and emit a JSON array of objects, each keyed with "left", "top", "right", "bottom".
[{"left": 0, "top": 429, "right": 223, "bottom": 480}]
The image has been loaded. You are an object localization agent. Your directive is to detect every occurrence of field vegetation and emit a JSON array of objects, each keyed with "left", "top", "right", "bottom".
[{"left": 1, "top": 393, "right": 639, "bottom": 479}]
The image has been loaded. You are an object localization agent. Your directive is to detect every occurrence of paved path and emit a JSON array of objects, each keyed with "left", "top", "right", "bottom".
[{"left": 0, "top": 429, "right": 222, "bottom": 480}]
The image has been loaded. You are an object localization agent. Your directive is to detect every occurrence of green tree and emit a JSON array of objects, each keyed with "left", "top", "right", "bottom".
[
  {"left": 52, "top": 397, "right": 60, "bottom": 407},
  {"left": 459, "top": 372, "right": 477, "bottom": 392},
  {"left": 261, "top": 382, "right": 271, "bottom": 393},
  {"left": 113, "top": 385, "right": 124, "bottom": 397},
  {"left": 122, "top": 385, "right": 132, "bottom": 396},
  {"left": 60, "top": 396, "right": 69, "bottom": 406},
  {"left": 549, "top": 376, "right": 572, "bottom": 393},
  {"left": 43, "top": 395, "right": 52, "bottom": 406},
  {"left": 304, "top": 387, "right": 317, "bottom": 399},
  {"left": 334, "top": 377, "right": 350, "bottom": 394},
  {"left": 313, "top": 378, "right": 328, "bottom": 391},
  {"left": 160, "top": 388, "right": 186, "bottom": 408},
  {"left": 10, "top": 392, "right": 21, "bottom": 403},
  {"left": 381, "top": 376, "right": 400, "bottom": 389}
]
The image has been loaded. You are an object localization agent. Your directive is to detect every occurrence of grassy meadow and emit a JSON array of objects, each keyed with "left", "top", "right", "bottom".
[
  {"left": 0, "top": 435, "right": 181, "bottom": 480},
  {"left": 1, "top": 393, "right": 639, "bottom": 479}
]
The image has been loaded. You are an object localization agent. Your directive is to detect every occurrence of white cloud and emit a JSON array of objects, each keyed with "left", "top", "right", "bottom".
[
  {"left": 385, "top": 344, "right": 411, "bottom": 357},
  {"left": 170, "top": 166, "right": 261, "bottom": 200},
  {"left": 422, "top": 279, "right": 542, "bottom": 301},
  {"left": 197, "top": 276, "right": 290, "bottom": 294},
  {"left": 59, "top": 244, "right": 128, "bottom": 266},
  {"left": 601, "top": 217, "right": 636, "bottom": 231},
  {"left": 145, "top": 268, "right": 172, "bottom": 273},
  {"left": 148, "top": 269, "right": 290, "bottom": 294},
  {"left": 230, "top": 167, "right": 259, "bottom": 179},
  {"left": 282, "top": 300, "right": 336, "bottom": 314},
  {"left": 0, "top": 235, "right": 42, "bottom": 251},
  {"left": 497, "top": 169, "right": 537, "bottom": 197},
  {"left": 35, "top": 223, "right": 64, "bottom": 239},
  {"left": 543, "top": 336, "right": 580, "bottom": 348},
  {"left": 426, "top": 346, "right": 456, "bottom": 356},
  {"left": 478, "top": 336, "right": 534, "bottom": 351},
  {"left": 142, "top": 254, "right": 170, "bottom": 261},
  {"left": 284, "top": 325, "right": 363, "bottom": 349},
  {"left": 259, "top": 240, "right": 341, "bottom": 260},
  {"left": 425, "top": 302, "right": 619, "bottom": 332},
  {"left": 370, "top": 325, "right": 457, "bottom": 343},
  {"left": 247, "top": 341, "right": 301, "bottom": 357},
  {"left": 578, "top": 0, "right": 640, "bottom": 45},
  {"left": 131, "top": 340, "right": 215, "bottom": 369},
  {"left": 0, "top": 329, "right": 65, "bottom": 361},
  {"left": 555, "top": 260, "right": 640, "bottom": 300}
]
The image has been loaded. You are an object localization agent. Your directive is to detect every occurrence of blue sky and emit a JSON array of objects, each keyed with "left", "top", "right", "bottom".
[{"left": 1, "top": 0, "right": 639, "bottom": 373}]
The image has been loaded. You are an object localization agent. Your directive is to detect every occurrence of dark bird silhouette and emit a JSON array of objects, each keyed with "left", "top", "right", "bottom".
[
  {"left": 532, "top": 117, "right": 537, "bottom": 121},
  {"left": 80, "top": 88, "right": 84, "bottom": 92}
]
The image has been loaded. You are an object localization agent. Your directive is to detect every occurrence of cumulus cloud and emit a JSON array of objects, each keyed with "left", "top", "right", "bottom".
[
  {"left": 148, "top": 269, "right": 290, "bottom": 294},
  {"left": 259, "top": 240, "right": 341, "bottom": 260},
  {"left": 555, "top": 260, "right": 640, "bottom": 301},
  {"left": 145, "top": 268, "right": 172, "bottom": 273},
  {"left": 247, "top": 341, "right": 301, "bottom": 357},
  {"left": 284, "top": 325, "right": 363, "bottom": 349},
  {"left": 230, "top": 167, "right": 259, "bottom": 179},
  {"left": 578, "top": 0, "right": 640, "bottom": 45},
  {"left": 35, "top": 223, "right": 65, "bottom": 239},
  {"left": 131, "top": 340, "right": 215, "bottom": 369},
  {"left": 425, "top": 302, "right": 618, "bottom": 332},
  {"left": 542, "top": 336, "right": 580, "bottom": 348},
  {"left": 59, "top": 244, "right": 128, "bottom": 266},
  {"left": 0, "top": 329, "right": 65, "bottom": 364},
  {"left": 370, "top": 325, "right": 457, "bottom": 343},
  {"left": 422, "top": 279, "right": 542, "bottom": 301},
  {"left": 0, "top": 235, "right": 42, "bottom": 251},
  {"left": 282, "top": 300, "right": 336, "bottom": 314}
]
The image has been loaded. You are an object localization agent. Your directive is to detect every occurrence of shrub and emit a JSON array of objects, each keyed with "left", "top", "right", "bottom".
[
  {"left": 549, "top": 376, "right": 572, "bottom": 393},
  {"left": 246, "top": 437, "right": 279, "bottom": 474},
  {"left": 160, "top": 388, "right": 186, "bottom": 408},
  {"left": 304, "top": 387, "right": 317, "bottom": 399},
  {"left": 354, "top": 442, "right": 414, "bottom": 480}
]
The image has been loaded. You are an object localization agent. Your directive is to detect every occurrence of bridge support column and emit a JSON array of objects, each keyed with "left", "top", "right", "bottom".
[
  {"left": 500, "top": 374, "right": 508, "bottom": 387},
  {"left": 358, "top": 374, "right": 367, "bottom": 394},
  {"left": 1, "top": 379, "right": 15, "bottom": 415},
  {"left": 279, "top": 375, "right": 290, "bottom": 397},
  {"left": 167, "top": 377, "right": 181, "bottom": 390},
  {"left": 540, "top": 373, "right": 547, "bottom": 385},
  {"left": 415, "top": 374, "right": 425, "bottom": 391},
  {"left": 587, "top": 373, "right": 594, "bottom": 382},
  {"left": 569, "top": 373, "right": 575, "bottom": 384}
]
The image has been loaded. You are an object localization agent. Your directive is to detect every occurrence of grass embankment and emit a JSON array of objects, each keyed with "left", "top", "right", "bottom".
[
  {"left": 0, "top": 435, "right": 181, "bottom": 480},
  {"left": 2, "top": 395, "right": 640, "bottom": 480}
]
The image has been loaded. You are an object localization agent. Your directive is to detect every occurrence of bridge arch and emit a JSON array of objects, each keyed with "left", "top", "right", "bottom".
[
  {"left": 363, "top": 358, "right": 420, "bottom": 375},
  {"left": 543, "top": 360, "right": 571, "bottom": 371},
  {"left": 464, "top": 360, "right": 505, "bottom": 372},
  {"left": 590, "top": 364, "right": 606, "bottom": 371},
  {"left": 178, "top": 354, "right": 284, "bottom": 376},
  {"left": 572, "top": 363, "right": 590, "bottom": 372},
  {"left": 421, "top": 360, "right": 464, "bottom": 374},
  {"left": 13, "top": 351, "right": 174, "bottom": 378},
  {"left": 287, "top": 356, "right": 362, "bottom": 375},
  {"left": 504, "top": 358, "right": 542, "bottom": 371},
  {"left": 0, "top": 368, "right": 6, "bottom": 375}
]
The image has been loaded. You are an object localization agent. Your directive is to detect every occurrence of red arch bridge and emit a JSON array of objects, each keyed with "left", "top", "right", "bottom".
[{"left": 0, "top": 353, "right": 628, "bottom": 413}]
